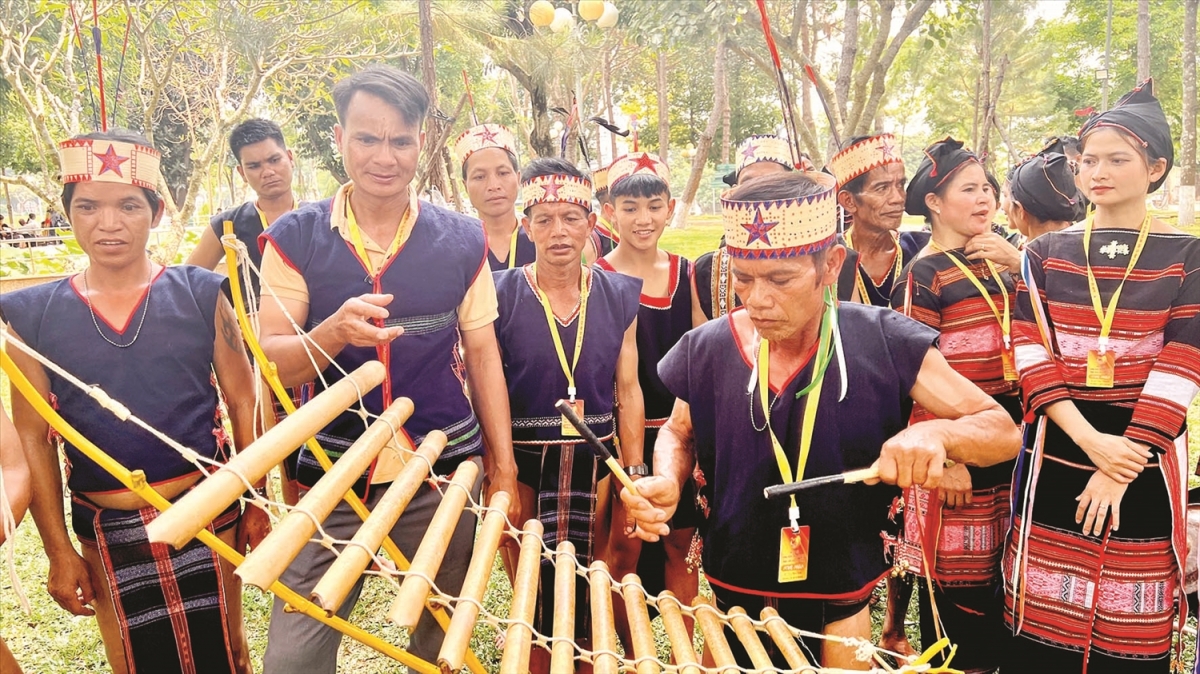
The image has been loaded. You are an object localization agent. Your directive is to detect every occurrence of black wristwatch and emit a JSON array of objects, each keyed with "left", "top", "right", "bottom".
[{"left": 626, "top": 463, "right": 650, "bottom": 478}]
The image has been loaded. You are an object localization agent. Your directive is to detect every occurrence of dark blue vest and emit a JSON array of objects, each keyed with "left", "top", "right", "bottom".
[
  {"left": 211, "top": 201, "right": 265, "bottom": 306},
  {"left": 658, "top": 303, "right": 937, "bottom": 597},
  {"left": 262, "top": 197, "right": 487, "bottom": 488},
  {"left": 0, "top": 266, "right": 226, "bottom": 493},
  {"left": 493, "top": 266, "right": 641, "bottom": 444},
  {"left": 487, "top": 226, "right": 538, "bottom": 272}
]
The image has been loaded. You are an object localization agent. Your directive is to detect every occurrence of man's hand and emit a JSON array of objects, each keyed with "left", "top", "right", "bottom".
[
  {"left": 47, "top": 550, "right": 96, "bottom": 616},
  {"left": 486, "top": 473, "right": 522, "bottom": 526},
  {"left": 332, "top": 294, "right": 404, "bottom": 348},
  {"left": 868, "top": 426, "right": 947, "bottom": 489},
  {"left": 237, "top": 501, "right": 273, "bottom": 553},
  {"left": 618, "top": 476, "right": 681, "bottom": 542},
  {"left": 939, "top": 463, "right": 973, "bottom": 509},
  {"left": 1076, "top": 470, "right": 1129, "bottom": 536},
  {"left": 1077, "top": 431, "right": 1151, "bottom": 483}
]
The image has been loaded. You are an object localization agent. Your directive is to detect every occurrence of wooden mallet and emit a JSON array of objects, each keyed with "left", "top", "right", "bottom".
[
  {"left": 763, "top": 466, "right": 879, "bottom": 501},
  {"left": 554, "top": 399, "right": 639, "bottom": 494}
]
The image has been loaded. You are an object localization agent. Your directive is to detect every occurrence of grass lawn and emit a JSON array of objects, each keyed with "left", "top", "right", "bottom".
[{"left": 3, "top": 218, "right": 1198, "bottom": 672}]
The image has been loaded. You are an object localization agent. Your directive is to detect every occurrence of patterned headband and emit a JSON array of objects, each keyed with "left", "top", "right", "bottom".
[
  {"left": 737, "top": 135, "right": 795, "bottom": 172},
  {"left": 58, "top": 138, "right": 161, "bottom": 191},
  {"left": 826, "top": 133, "right": 903, "bottom": 188},
  {"left": 722, "top": 171, "right": 838, "bottom": 259},
  {"left": 606, "top": 152, "right": 670, "bottom": 190},
  {"left": 454, "top": 123, "right": 518, "bottom": 166},
  {"left": 520, "top": 174, "right": 593, "bottom": 212}
]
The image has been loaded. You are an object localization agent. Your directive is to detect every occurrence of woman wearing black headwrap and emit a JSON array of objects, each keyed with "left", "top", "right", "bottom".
[
  {"left": 1003, "top": 151, "right": 1085, "bottom": 242},
  {"left": 890, "top": 137, "right": 1020, "bottom": 673},
  {"left": 1006, "top": 80, "right": 1200, "bottom": 673}
]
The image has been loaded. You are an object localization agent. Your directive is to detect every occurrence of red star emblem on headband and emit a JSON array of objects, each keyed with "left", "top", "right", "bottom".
[
  {"left": 632, "top": 153, "right": 660, "bottom": 174},
  {"left": 876, "top": 138, "right": 897, "bottom": 160},
  {"left": 94, "top": 144, "right": 129, "bottom": 177},
  {"left": 740, "top": 144, "right": 759, "bottom": 161},
  {"left": 476, "top": 126, "right": 501, "bottom": 145},
  {"left": 742, "top": 208, "right": 778, "bottom": 246},
  {"left": 541, "top": 181, "right": 562, "bottom": 198}
]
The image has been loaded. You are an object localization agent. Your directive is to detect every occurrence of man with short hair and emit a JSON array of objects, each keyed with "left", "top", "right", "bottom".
[
  {"left": 1, "top": 129, "right": 265, "bottom": 674},
  {"left": 256, "top": 65, "right": 517, "bottom": 674},
  {"left": 187, "top": 118, "right": 297, "bottom": 301},
  {"left": 455, "top": 123, "right": 535, "bottom": 271},
  {"left": 621, "top": 171, "right": 1021, "bottom": 669},
  {"left": 493, "top": 156, "right": 643, "bottom": 668},
  {"left": 827, "top": 133, "right": 928, "bottom": 308}
]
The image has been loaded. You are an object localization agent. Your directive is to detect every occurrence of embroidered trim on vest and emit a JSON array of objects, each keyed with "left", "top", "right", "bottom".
[{"left": 381, "top": 309, "right": 458, "bottom": 336}]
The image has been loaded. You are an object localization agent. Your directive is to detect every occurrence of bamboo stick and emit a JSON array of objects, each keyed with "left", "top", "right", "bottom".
[
  {"left": 657, "top": 591, "right": 701, "bottom": 674},
  {"left": 693, "top": 596, "right": 738, "bottom": 674},
  {"left": 436, "top": 490, "right": 513, "bottom": 674},
  {"left": 387, "top": 461, "right": 480, "bottom": 628},
  {"left": 309, "top": 432, "right": 445, "bottom": 613},
  {"left": 588, "top": 561, "right": 619, "bottom": 674},
  {"left": 620, "top": 574, "right": 660, "bottom": 674},
  {"left": 499, "top": 520, "right": 545, "bottom": 674},
  {"left": 236, "top": 399, "right": 413, "bottom": 589},
  {"left": 760, "top": 607, "right": 813, "bottom": 670},
  {"left": 728, "top": 606, "right": 772, "bottom": 673},
  {"left": 146, "top": 362, "right": 386, "bottom": 549},
  {"left": 551, "top": 541, "right": 577, "bottom": 674}
]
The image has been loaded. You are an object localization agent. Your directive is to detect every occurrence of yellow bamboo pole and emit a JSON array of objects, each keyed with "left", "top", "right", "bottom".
[
  {"left": 0, "top": 347, "right": 440, "bottom": 674},
  {"left": 220, "top": 229, "right": 487, "bottom": 674}
]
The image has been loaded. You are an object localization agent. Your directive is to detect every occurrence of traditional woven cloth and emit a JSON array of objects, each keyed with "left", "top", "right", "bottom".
[
  {"left": 453, "top": 123, "right": 517, "bottom": 166},
  {"left": 520, "top": 174, "right": 593, "bottom": 213},
  {"left": 58, "top": 137, "right": 161, "bottom": 190},
  {"left": 78, "top": 497, "right": 239, "bottom": 674},
  {"left": 721, "top": 171, "right": 838, "bottom": 258},
  {"left": 826, "top": 133, "right": 902, "bottom": 188}
]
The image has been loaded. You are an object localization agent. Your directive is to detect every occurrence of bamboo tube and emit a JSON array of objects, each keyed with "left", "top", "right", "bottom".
[
  {"left": 693, "top": 596, "right": 738, "bottom": 674},
  {"left": 588, "top": 562, "right": 619, "bottom": 674},
  {"left": 760, "top": 607, "right": 812, "bottom": 670},
  {"left": 657, "top": 592, "right": 702, "bottom": 674},
  {"left": 620, "top": 574, "right": 660, "bottom": 674},
  {"left": 236, "top": 399, "right": 414, "bottom": 589},
  {"left": 550, "top": 541, "right": 577, "bottom": 674},
  {"left": 387, "top": 461, "right": 480, "bottom": 628},
  {"left": 147, "top": 361, "right": 386, "bottom": 548},
  {"left": 436, "top": 490, "right": 513, "bottom": 674},
  {"left": 309, "top": 431, "right": 446, "bottom": 613},
  {"left": 499, "top": 520, "right": 545, "bottom": 674},
  {"left": 728, "top": 606, "right": 772, "bottom": 673}
]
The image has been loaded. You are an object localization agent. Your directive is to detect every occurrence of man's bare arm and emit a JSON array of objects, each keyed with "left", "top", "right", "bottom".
[
  {"left": 614, "top": 319, "right": 645, "bottom": 467},
  {"left": 460, "top": 324, "right": 518, "bottom": 517},
  {"left": 0, "top": 409, "right": 31, "bottom": 545}
]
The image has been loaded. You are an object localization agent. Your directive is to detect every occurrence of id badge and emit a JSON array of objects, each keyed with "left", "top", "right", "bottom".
[
  {"left": 1001, "top": 349, "right": 1019, "bottom": 382},
  {"left": 560, "top": 399, "right": 585, "bottom": 437},
  {"left": 1086, "top": 349, "right": 1115, "bottom": 388},
  {"left": 778, "top": 526, "right": 810, "bottom": 583}
]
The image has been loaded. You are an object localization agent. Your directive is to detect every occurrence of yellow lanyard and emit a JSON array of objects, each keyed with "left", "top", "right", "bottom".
[
  {"left": 845, "top": 229, "right": 902, "bottom": 303},
  {"left": 531, "top": 263, "right": 590, "bottom": 401},
  {"left": 254, "top": 198, "right": 294, "bottom": 231},
  {"left": 931, "top": 243, "right": 1012, "bottom": 351},
  {"left": 1082, "top": 213, "right": 1152, "bottom": 354},
  {"left": 757, "top": 291, "right": 835, "bottom": 529},
  {"left": 346, "top": 195, "right": 406, "bottom": 277},
  {"left": 507, "top": 226, "right": 519, "bottom": 270}
]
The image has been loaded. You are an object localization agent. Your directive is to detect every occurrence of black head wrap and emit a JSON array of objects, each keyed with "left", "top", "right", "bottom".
[
  {"left": 1007, "top": 152, "right": 1086, "bottom": 223},
  {"left": 904, "top": 137, "right": 980, "bottom": 218},
  {"left": 1079, "top": 79, "right": 1174, "bottom": 193}
]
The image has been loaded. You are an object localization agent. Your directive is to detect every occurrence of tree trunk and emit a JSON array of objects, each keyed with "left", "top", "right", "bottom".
[
  {"left": 656, "top": 50, "right": 669, "bottom": 163},
  {"left": 418, "top": 0, "right": 447, "bottom": 199},
  {"left": 1180, "top": 0, "right": 1197, "bottom": 228},
  {"left": 720, "top": 91, "right": 731, "bottom": 165},
  {"left": 1137, "top": 0, "right": 1152, "bottom": 83},
  {"left": 977, "top": 0, "right": 992, "bottom": 159},
  {"left": 799, "top": 0, "right": 817, "bottom": 158},
  {"left": 671, "top": 34, "right": 727, "bottom": 229}
]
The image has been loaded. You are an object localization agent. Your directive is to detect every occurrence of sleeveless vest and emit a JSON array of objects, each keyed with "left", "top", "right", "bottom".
[
  {"left": 211, "top": 201, "right": 266, "bottom": 306},
  {"left": 263, "top": 198, "right": 487, "bottom": 490},
  {"left": 494, "top": 266, "right": 641, "bottom": 444},
  {"left": 0, "top": 266, "right": 226, "bottom": 493},
  {"left": 487, "top": 226, "right": 538, "bottom": 272},
  {"left": 657, "top": 303, "right": 937, "bottom": 596}
]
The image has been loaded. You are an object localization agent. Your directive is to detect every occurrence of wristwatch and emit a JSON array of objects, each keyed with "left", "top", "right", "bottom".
[{"left": 625, "top": 463, "right": 650, "bottom": 478}]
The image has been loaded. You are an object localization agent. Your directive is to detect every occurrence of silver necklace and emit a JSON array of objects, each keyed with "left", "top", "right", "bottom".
[{"left": 82, "top": 267, "right": 152, "bottom": 348}]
